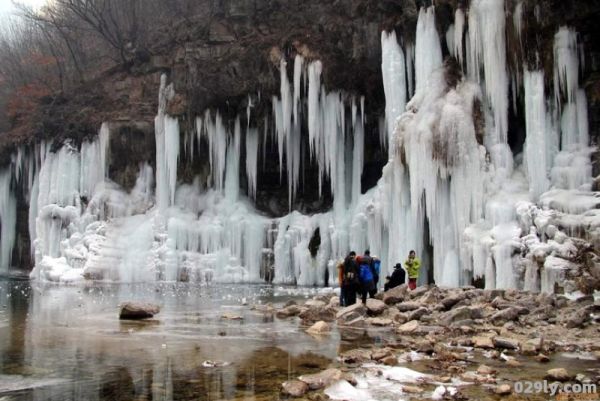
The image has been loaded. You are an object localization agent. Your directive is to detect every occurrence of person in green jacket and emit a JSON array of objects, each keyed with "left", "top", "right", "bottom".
[{"left": 405, "top": 250, "right": 421, "bottom": 290}]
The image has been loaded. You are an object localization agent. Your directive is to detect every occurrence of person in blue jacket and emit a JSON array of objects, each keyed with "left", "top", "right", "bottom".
[{"left": 358, "top": 254, "right": 376, "bottom": 304}]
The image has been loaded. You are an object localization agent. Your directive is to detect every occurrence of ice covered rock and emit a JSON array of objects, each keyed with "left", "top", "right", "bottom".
[
  {"left": 306, "top": 321, "right": 331, "bottom": 335},
  {"left": 298, "top": 368, "right": 344, "bottom": 390}
]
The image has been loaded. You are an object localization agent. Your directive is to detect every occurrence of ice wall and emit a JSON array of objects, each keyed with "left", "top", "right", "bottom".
[{"left": 1, "top": 5, "right": 594, "bottom": 293}]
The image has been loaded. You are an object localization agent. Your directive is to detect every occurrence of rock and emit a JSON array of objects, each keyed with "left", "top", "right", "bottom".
[
  {"left": 366, "top": 299, "right": 387, "bottom": 315},
  {"left": 306, "top": 321, "right": 331, "bottom": 334},
  {"left": 372, "top": 348, "right": 394, "bottom": 360},
  {"left": 397, "top": 320, "right": 420, "bottom": 334},
  {"left": 383, "top": 285, "right": 408, "bottom": 305},
  {"left": 335, "top": 303, "right": 367, "bottom": 320},
  {"left": 494, "top": 384, "right": 512, "bottom": 395},
  {"left": 401, "top": 385, "right": 423, "bottom": 393},
  {"left": 329, "top": 296, "right": 340, "bottom": 306},
  {"left": 407, "top": 307, "right": 429, "bottom": 321},
  {"left": 521, "top": 338, "right": 542, "bottom": 355},
  {"left": 477, "top": 365, "right": 496, "bottom": 375},
  {"left": 441, "top": 293, "right": 467, "bottom": 310},
  {"left": 281, "top": 380, "right": 309, "bottom": 397},
  {"left": 397, "top": 301, "right": 421, "bottom": 312},
  {"left": 342, "top": 316, "right": 366, "bottom": 328},
  {"left": 563, "top": 305, "right": 597, "bottom": 328},
  {"left": 506, "top": 359, "right": 522, "bottom": 367},
  {"left": 340, "top": 349, "right": 372, "bottom": 364},
  {"left": 408, "top": 286, "right": 428, "bottom": 298},
  {"left": 535, "top": 354, "right": 550, "bottom": 363},
  {"left": 472, "top": 336, "right": 494, "bottom": 349},
  {"left": 276, "top": 305, "right": 301, "bottom": 318},
  {"left": 119, "top": 302, "right": 160, "bottom": 320},
  {"left": 493, "top": 337, "right": 520, "bottom": 350},
  {"left": 221, "top": 312, "right": 243, "bottom": 320},
  {"left": 284, "top": 300, "right": 297, "bottom": 307},
  {"left": 490, "top": 307, "right": 520, "bottom": 325},
  {"left": 382, "top": 355, "right": 398, "bottom": 366},
  {"left": 299, "top": 306, "right": 337, "bottom": 323},
  {"left": 305, "top": 299, "right": 327, "bottom": 308},
  {"left": 298, "top": 368, "right": 344, "bottom": 390},
  {"left": 367, "top": 317, "right": 393, "bottom": 326},
  {"left": 545, "top": 368, "right": 572, "bottom": 381},
  {"left": 440, "top": 306, "right": 472, "bottom": 325}
]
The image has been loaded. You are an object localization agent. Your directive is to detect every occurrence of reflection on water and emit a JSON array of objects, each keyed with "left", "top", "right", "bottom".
[{"left": 0, "top": 279, "right": 341, "bottom": 401}]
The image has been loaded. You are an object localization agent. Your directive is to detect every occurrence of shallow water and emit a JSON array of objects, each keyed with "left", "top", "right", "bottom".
[
  {"left": 1, "top": 278, "right": 598, "bottom": 401},
  {"left": 0, "top": 279, "right": 349, "bottom": 401}
]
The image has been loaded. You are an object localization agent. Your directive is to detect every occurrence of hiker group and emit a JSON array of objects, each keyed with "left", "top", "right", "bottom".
[{"left": 337, "top": 250, "right": 421, "bottom": 306}]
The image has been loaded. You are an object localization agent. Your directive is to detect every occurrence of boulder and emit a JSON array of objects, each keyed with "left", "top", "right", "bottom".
[
  {"left": 489, "top": 307, "right": 520, "bottom": 325},
  {"left": 221, "top": 312, "right": 243, "bottom": 320},
  {"left": 383, "top": 285, "right": 408, "bottom": 305},
  {"left": 298, "top": 368, "right": 344, "bottom": 390},
  {"left": 336, "top": 302, "right": 367, "bottom": 320},
  {"left": 340, "top": 349, "right": 372, "bottom": 364},
  {"left": 441, "top": 293, "right": 467, "bottom": 310},
  {"left": 383, "top": 355, "right": 399, "bottom": 366},
  {"left": 545, "top": 368, "right": 572, "bottom": 382},
  {"left": 494, "top": 384, "right": 512, "bottom": 395},
  {"left": 493, "top": 337, "right": 520, "bottom": 350},
  {"left": 366, "top": 299, "right": 387, "bottom": 315},
  {"left": 472, "top": 336, "right": 494, "bottom": 349},
  {"left": 342, "top": 316, "right": 366, "bottom": 328},
  {"left": 276, "top": 305, "right": 301, "bottom": 318},
  {"left": 477, "top": 365, "right": 496, "bottom": 375},
  {"left": 563, "top": 305, "right": 597, "bottom": 328},
  {"left": 281, "top": 380, "right": 309, "bottom": 397},
  {"left": 305, "top": 299, "right": 327, "bottom": 308},
  {"left": 371, "top": 348, "right": 394, "bottom": 361},
  {"left": 535, "top": 354, "right": 550, "bottom": 363},
  {"left": 396, "top": 320, "right": 420, "bottom": 334},
  {"left": 299, "top": 306, "right": 337, "bottom": 323},
  {"left": 306, "top": 321, "right": 331, "bottom": 334},
  {"left": 367, "top": 317, "right": 393, "bottom": 326},
  {"left": 397, "top": 301, "right": 421, "bottom": 312},
  {"left": 440, "top": 306, "right": 472, "bottom": 325},
  {"left": 521, "top": 338, "right": 542, "bottom": 355},
  {"left": 407, "top": 307, "right": 429, "bottom": 321},
  {"left": 119, "top": 302, "right": 160, "bottom": 320}
]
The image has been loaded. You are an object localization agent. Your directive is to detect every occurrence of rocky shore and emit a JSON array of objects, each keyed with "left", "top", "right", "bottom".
[{"left": 273, "top": 285, "right": 600, "bottom": 400}]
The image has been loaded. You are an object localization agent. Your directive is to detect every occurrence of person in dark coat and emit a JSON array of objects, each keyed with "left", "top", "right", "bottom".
[
  {"left": 384, "top": 263, "right": 406, "bottom": 291},
  {"left": 342, "top": 251, "right": 359, "bottom": 305}
]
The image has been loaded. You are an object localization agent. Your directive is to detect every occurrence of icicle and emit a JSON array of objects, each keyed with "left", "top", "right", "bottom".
[
  {"left": 224, "top": 118, "right": 241, "bottom": 202},
  {"left": 513, "top": 1, "right": 524, "bottom": 46},
  {"left": 307, "top": 61, "right": 322, "bottom": 159},
  {"left": 468, "top": 0, "right": 509, "bottom": 145},
  {"left": 351, "top": 97, "right": 365, "bottom": 206},
  {"left": 553, "top": 27, "right": 579, "bottom": 106},
  {"left": 155, "top": 74, "right": 180, "bottom": 211},
  {"left": 381, "top": 31, "right": 407, "bottom": 150},
  {"left": 453, "top": 9, "right": 465, "bottom": 68},
  {"left": 524, "top": 70, "right": 550, "bottom": 199},
  {"left": 293, "top": 54, "right": 304, "bottom": 125},
  {"left": 415, "top": 7, "right": 443, "bottom": 93},
  {"left": 199, "top": 111, "right": 228, "bottom": 192},
  {"left": 246, "top": 128, "right": 259, "bottom": 200}
]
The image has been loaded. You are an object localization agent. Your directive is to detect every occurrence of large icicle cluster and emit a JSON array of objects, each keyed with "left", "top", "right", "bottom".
[{"left": 0, "top": 2, "right": 596, "bottom": 294}]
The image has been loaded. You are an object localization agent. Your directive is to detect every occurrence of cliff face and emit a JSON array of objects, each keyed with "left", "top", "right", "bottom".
[{"left": 1, "top": 0, "right": 599, "bottom": 284}]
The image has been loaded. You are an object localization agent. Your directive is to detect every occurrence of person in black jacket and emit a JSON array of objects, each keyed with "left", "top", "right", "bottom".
[
  {"left": 342, "top": 251, "right": 359, "bottom": 305},
  {"left": 384, "top": 263, "right": 406, "bottom": 291}
]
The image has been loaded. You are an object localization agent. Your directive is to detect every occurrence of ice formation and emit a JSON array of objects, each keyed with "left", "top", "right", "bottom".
[{"left": 0, "top": 6, "right": 595, "bottom": 294}]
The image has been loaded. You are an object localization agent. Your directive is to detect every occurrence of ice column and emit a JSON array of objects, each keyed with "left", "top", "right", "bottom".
[
  {"left": 155, "top": 75, "right": 180, "bottom": 211},
  {"left": 524, "top": 70, "right": 550, "bottom": 199},
  {"left": 415, "top": 7, "right": 443, "bottom": 93},
  {"left": 381, "top": 31, "right": 407, "bottom": 150}
]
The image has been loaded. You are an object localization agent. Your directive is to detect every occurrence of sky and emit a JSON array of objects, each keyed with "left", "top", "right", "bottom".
[{"left": 0, "top": 0, "right": 49, "bottom": 17}]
